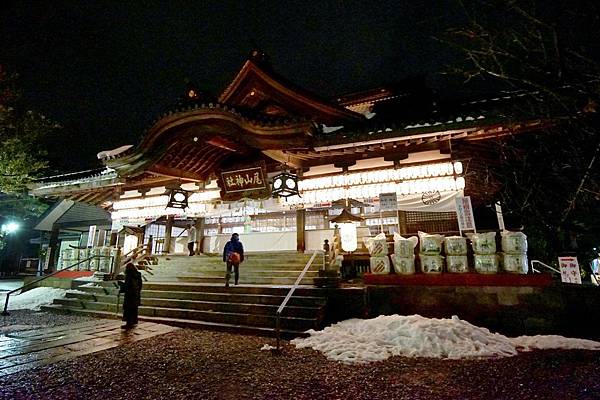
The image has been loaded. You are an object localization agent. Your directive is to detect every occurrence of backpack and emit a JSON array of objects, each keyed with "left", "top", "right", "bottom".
[{"left": 227, "top": 252, "right": 241, "bottom": 264}]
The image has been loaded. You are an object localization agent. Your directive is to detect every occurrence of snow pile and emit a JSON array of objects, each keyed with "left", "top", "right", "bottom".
[
  {"left": 291, "top": 315, "right": 600, "bottom": 364},
  {"left": 1, "top": 287, "right": 68, "bottom": 311},
  {"left": 260, "top": 344, "right": 276, "bottom": 351}
]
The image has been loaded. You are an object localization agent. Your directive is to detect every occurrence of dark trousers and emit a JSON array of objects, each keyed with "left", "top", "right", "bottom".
[
  {"left": 187, "top": 242, "right": 195, "bottom": 256},
  {"left": 226, "top": 262, "right": 240, "bottom": 285},
  {"left": 123, "top": 305, "right": 138, "bottom": 326}
]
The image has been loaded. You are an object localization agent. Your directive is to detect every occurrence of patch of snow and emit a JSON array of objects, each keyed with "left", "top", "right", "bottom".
[
  {"left": 364, "top": 111, "right": 376, "bottom": 119},
  {"left": 66, "top": 289, "right": 89, "bottom": 295},
  {"left": 74, "top": 275, "right": 104, "bottom": 282},
  {"left": 1, "top": 287, "right": 67, "bottom": 311},
  {"left": 291, "top": 314, "right": 600, "bottom": 364},
  {"left": 97, "top": 144, "right": 133, "bottom": 159},
  {"left": 321, "top": 125, "right": 344, "bottom": 134},
  {"left": 79, "top": 282, "right": 101, "bottom": 287},
  {"left": 260, "top": 344, "right": 276, "bottom": 351}
]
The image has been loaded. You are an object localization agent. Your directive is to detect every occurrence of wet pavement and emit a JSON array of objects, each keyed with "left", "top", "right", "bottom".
[{"left": 0, "top": 319, "right": 178, "bottom": 377}]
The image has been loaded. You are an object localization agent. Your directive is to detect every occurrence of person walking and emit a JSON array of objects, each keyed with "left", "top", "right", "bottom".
[
  {"left": 223, "top": 233, "right": 244, "bottom": 287},
  {"left": 187, "top": 223, "right": 197, "bottom": 256},
  {"left": 118, "top": 262, "right": 142, "bottom": 329}
]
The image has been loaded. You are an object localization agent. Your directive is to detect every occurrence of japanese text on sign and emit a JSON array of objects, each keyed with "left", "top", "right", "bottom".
[
  {"left": 558, "top": 256, "right": 582, "bottom": 284},
  {"left": 455, "top": 196, "right": 476, "bottom": 232},
  {"left": 221, "top": 167, "right": 266, "bottom": 193}
]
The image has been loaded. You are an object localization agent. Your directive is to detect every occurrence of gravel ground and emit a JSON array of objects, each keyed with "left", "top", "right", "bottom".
[{"left": 1, "top": 312, "right": 599, "bottom": 400}]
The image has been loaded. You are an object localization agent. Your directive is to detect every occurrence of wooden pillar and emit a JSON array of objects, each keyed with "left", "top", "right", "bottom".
[
  {"left": 398, "top": 210, "right": 408, "bottom": 235},
  {"left": 163, "top": 215, "right": 174, "bottom": 254},
  {"left": 47, "top": 224, "right": 60, "bottom": 271},
  {"left": 296, "top": 209, "right": 306, "bottom": 252},
  {"left": 195, "top": 218, "right": 204, "bottom": 254}
]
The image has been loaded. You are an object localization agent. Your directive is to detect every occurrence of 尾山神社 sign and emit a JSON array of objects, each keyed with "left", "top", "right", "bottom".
[
  {"left": 222, "top": 167, "right": 266, "bottom": 193},
  {"left": 219, "top": 163, "right": 270, "bottom": 201},
  {"left": 558, "top": 256, "right": 582, "bottom": 284}
]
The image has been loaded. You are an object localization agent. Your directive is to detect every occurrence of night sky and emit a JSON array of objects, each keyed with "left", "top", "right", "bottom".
[{"left": 1, "top": 1, "right": 465, "bottom": 172}]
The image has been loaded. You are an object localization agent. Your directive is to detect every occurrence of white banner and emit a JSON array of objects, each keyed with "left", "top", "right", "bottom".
[
  {"left": 393, "top": 190, "right": 463, "bottom": 212},
  {"left": 455, "top": 196, "right": 476, "bottom": 232},
  {"left": 558, "top": 256, "right": 582, "bottom": 284},
  {"left": 495, "top": 202, "right": 505, "bottom": 231}
]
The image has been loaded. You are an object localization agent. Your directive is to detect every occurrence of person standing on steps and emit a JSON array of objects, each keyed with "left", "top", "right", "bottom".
[
  {"left": 223, "top": 233, "right": 244, "bottom": 287},
  {"left": 187, "top": 223, "right": 197, "bottom": 256},
  {"left": 118, "top": 263, "right": 142, "bottom": 329}
]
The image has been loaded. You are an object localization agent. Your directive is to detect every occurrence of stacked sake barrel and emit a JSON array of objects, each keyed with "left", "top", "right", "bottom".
[
  {"left": 391, "top": 233, "right": 418, "bottom": 274},
  {"left": 78, "top": 248, "right": 90, "bottom": 271},
  {"left": 501, "top": 231, "right": 528, "bottom": 274},
  {"left": 471, "top": 232, "right": 498, "bottom": 273},
  {"left": 366, "top": 233, "right": 391, "bottom": 274},
  {"left": 444, "top": 236, "right": 468, "bottom": 273},
  {"left": 418, "top": 232, "right": 444, "bottom": 273}
]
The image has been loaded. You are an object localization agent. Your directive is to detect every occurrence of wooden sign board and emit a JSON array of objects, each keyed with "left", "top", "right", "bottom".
[
  {"left": 218, "top": 163, "right": 270, "bottom": 201},
  {"left": 558, "top": 256, "right": 582, "bottom": 284}
]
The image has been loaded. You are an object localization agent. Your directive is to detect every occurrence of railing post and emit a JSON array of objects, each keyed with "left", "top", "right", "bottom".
[{"left": 276, "top": 312, "right": 281, "bottom": 350}]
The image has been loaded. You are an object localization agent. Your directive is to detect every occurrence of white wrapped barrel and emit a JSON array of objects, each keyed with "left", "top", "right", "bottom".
[
  {"left": 503, "top": 254, "right": 528, "bottom": 274},
  {"left": 418, "top": 232, "right": 444, "bottom": 254},
  {"left": 474, "top": 254, "right": 498, "bottom": 274},
  {"left": 471, "top": 232, "right": 497, "bottom": 255},
  {"left": 391, "top": 255, "right": 415, "bottom": 275},
  {"left": 365, "top": 233, "right": 388, "bottom": 256},
  {"left": 370, "top": 256, "right": 391, "bottom": 274},
  {"left": 393, "top": 233, "right": 418, "bottom": 257},
  {"left": 446, "top": 255, "right": 469, "bottom": 273},
  {"left": 79, "top": 248, "right": 90, "bottom": 271},
  {"left": 501, "top": 231, "right": 528, "bottom": 254},
  {"left": 420, "top": 254, "right": 444, "bottom": 274},
  {"left": 444, "top": 236, "right": 467, "bottom": 256},
  {"left": 98, "top": 247, "right": 111, "bottom": 272},
  {"left": 89, "top": 248, "right": 99, "bottom": 271}
]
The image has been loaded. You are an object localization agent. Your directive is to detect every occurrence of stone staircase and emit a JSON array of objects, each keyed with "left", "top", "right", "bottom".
[
  {"left": 42, "top": 251, "right": 335, "bottom": 337},
  {"left": 42, "top": 282, "right": 327, "bottom": 337},
  {"left": 144, "top": 251, "right": 321, "bottom": 285}
]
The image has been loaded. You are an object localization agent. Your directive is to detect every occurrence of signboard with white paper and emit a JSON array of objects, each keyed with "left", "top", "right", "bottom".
[
  {"left": 379, "top": 192, "right": 398, "bottom": 211},
  {"left": 455, "top": 196, "right": 476, "bottom": 232},
  {"left": 558, "top": 256, "right": 582, "bottom": 284},
  {"left": 495, "top": 202, "right": 505, "bottom": 231},
  {"left": 87, "top": 225, "right": 97, "bottom": 248}
]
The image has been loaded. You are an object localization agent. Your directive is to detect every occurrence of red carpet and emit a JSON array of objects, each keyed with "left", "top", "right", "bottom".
[{"left": 363, "top": 273, "right": 553, "bottom": 286}]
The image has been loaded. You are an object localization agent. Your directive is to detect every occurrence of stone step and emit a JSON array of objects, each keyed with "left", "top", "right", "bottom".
[
  {"left": 147, "top": 269, "right": 320, "bottom": 278},
  {"left": 158, "top": 276, "right": 315, "bottom": 285},
  {"left": 77, "top": 282, "right": 326, "bottom": 297},
  {"left": 66, "top": 290, "right": 326, "bottom": 307},
  {"left": 49, "top": 300, "right": 318, "bottom": 331},
  {"left": 40, "top": 305, "right": 309, "bottom": 339},
  {"left": 57, "top": 296, "right": 321, "bottom": 318}
]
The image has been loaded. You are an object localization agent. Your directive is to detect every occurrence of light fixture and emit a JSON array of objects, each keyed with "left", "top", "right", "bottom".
[
  {"left": 272, "top": 171, "right": 299, "bottom": 198},
  {"left": 1, "top": 222, "right": 19, "bottom": 234},
  {"left": 166, "top": 188, "right": 190, "bottom": 209}
]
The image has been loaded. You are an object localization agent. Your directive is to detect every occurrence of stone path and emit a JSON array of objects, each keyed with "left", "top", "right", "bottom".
[{"left": 0, "top": 319, "right": 178, "bottom": 376}]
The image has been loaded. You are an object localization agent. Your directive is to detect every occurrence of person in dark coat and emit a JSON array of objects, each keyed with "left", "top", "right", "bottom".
[
  {"left": 118, "top": 262, "right": 142, "bottom": 329},
  {"left": 222, "top": 233, "right": 244, "bottom": 287}
]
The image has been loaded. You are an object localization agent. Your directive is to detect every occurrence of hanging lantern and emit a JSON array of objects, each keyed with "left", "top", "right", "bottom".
[
  {"left": 272, "top": 171, "right": 299, "bottom": 198},
  {"left": 166, "top": 188, "right": 190, "bottom": 209}
]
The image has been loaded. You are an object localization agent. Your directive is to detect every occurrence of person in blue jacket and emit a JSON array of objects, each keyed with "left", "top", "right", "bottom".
[{"left": 223, "top": 233, "right": 244, "bottom": 287}]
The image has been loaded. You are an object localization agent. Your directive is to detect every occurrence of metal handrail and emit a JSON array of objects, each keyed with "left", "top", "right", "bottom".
[
  {"left": 1, "top": 255, "right": 111, "bottom": 316},
  {"left": 275, "top": 250, "right": 318, "bottom": 350},
  {"left": 531, "top": 259, "right": 561, "bottom": 274}
]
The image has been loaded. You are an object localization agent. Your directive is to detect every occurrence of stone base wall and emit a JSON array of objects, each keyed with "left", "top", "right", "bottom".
[{"left": 364, "top": 284, "right": 600, "bottom": 340}]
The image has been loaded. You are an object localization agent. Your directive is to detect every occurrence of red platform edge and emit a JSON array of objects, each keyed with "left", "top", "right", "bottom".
[
  {"left": 53, "top": 271, "right": 94, "bottom": 279},
  {"left": 363, "top": 273, "right": 553, "bottom": 287}
]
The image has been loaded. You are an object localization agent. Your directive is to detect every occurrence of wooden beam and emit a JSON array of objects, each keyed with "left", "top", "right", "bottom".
[{"left": 148, "top": 165, "right": 205, "bottom": 182}]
